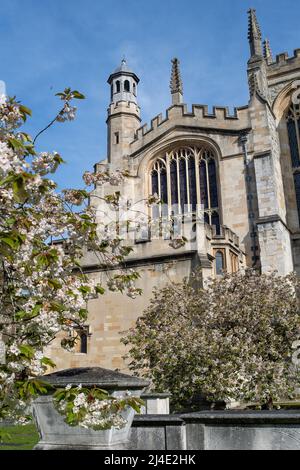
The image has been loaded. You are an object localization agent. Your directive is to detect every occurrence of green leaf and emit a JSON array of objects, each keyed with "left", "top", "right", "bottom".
[
  {"left": 53, "top": 153, "right": 65, "bottom": 165},
  {"left": 78, "top": 308, "right": 88, "bottom": 320},
  {"left": 41, "top": 357, "right": 56, "bottom": 368},
  {"left": 30, "top": 380, "right": 50, "bottom": 394},
  {"left": 5, "top": 217, "right": 16, "bottom": 227},
  {"left": 16, "top": 303, "right": 42, "bottom": 321},
  {"left": 72, "top": 91, "right": 85, "bottom": 100},
  {"left": 15, "top": 310, "right": 27, "bottom": 320},
  {"left": 126, "top": 397, "right": 144, "bottom": 413},
  {"left": 95, "top": 285, "right": 105, "bottom": 295},
  {"left": 50, "top": 301, "right": 66, "bottom": 313},
  {"left": 79, "top": 285, "right": 91, "bottom": 295},
  {"left": 7, "top": 137, "right": 24, "bottom": 150},
  {"left": 48, "top": 279, "right": 62, "bottom": 290},
  {"left": 12, "top": 176, "right": 29, "bottom": 203},
  {"left": 19, "top": 105, "right": 32, "bottom": 116},
  {"left": 19, "top": 345, "right": 35, "bottom": 359},
  {"left": 0, "top": 236, "right": 18, "bottom": 249},
  {"left": 31, "top": 303, "right": 42, "bottom": 317}
]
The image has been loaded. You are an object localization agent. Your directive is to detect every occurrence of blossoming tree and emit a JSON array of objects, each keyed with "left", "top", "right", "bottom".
[
  {"left": 0, "top": 89, "right": 142, "bottom": 429},
  {"left": 123, "top": 270, "right": 300, "bottom": 410}
]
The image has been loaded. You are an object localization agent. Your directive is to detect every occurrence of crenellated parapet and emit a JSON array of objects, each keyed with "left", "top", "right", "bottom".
[
  {"left": 131, "top": 103, "right": 250, "bottom": 149},
  {"left": 266, "top": 49, "right": 300, "bottom": 87},
  {"left": 205, "top": 224, "right": 240, "bottom": 249},
  {"left": 266, "top": 49, "right": 300, "bottom": 67}
]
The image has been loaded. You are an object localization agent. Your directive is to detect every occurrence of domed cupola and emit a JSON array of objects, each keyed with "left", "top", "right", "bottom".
[{"left": 107, "top": 58, "right": 139, "bottom": 105}]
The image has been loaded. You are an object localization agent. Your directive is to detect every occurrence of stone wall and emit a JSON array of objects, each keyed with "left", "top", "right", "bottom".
[
  {"left": 129, "top": 411, "right": 300, "bottom": 450},
  {"left": 45, "top": 250, "right": 196, "bottom": 372}
]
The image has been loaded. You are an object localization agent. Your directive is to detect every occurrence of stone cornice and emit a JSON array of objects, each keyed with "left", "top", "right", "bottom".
[
  {"left": 81, "top": 250, "right": 198, "bottom": 273},
  {"left": 129, "top": 125, "right": 252, "bottom": 160}
]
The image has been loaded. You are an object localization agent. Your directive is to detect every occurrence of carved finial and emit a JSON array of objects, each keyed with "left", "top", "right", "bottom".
[
  {"left": 170, "top": 58, "right": 183, "bottom": 104},
  {"left": 248, "top": 9, "right": 263, "bottom": 58},
  {"left": 263, "top": 39, "right": 273, "bottom": 65}
]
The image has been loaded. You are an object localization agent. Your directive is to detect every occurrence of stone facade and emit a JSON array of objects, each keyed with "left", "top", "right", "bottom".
[{"left": 46, "top": 9, "right": 300, "bottom": 372}]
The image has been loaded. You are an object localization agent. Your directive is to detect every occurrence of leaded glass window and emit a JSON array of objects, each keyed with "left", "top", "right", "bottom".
[
  {"left": 150, "top": 146, "right": 220, "bottom": 232},
  {"left": 287, "top": 103, "right": 300, "bottom": 223},
  {"left": 215, "top": 251, "right": 224, "bottom": 276}
]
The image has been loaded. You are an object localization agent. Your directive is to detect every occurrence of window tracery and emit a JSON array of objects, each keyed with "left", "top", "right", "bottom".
[
  {"left": 150, "top": 146, "right": 220, "bottom": 232},
  {"left": 286, "top": 103, "right": 300, "bottom": 223}
]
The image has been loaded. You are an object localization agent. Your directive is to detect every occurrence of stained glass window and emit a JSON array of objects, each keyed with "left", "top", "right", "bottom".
[
  {"left": 199, "top": 160, "right": 208, "bottom": 209},
  {"left": 179, "top": 158, "right": 188, "bottom": 210},
  {"left": 208, "top": 159, "right": 218, "bottom": 208},
  {"left": 287, "top": 103, "right": 300, "bottom": 224},
  {"left": 150, "top": 146, "right": 220, "bottom": 227},
  {"left": 170, "top": 159, "right": 178, "bottom": 206},
  {"left": 188, "top": 156, "right": 197, "bottom": 211}
]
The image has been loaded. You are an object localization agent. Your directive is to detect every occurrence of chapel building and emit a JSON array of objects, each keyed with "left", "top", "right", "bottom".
[{"left": 48, "top": 9, "right": 300, "bottom": 372}]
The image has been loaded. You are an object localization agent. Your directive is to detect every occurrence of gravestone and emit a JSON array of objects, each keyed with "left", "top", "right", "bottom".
[{"left": 33, "top": 367, "right": 148, "bottom": 450}]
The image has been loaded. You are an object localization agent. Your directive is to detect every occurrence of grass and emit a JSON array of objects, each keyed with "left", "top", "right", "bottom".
[{"left": 0, "top": 424, "right": 39, "bottom": 451}]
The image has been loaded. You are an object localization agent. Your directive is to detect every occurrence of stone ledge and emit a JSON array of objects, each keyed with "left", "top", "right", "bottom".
[
  {"left": 180, "top": 410, "right": 300, "bottom": 425},
  {"left": 133, "top": 415, "right": 185, "bottom": 427}
]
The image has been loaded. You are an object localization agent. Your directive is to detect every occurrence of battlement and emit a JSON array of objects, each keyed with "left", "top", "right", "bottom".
[
  {"left": 205, "top": 224, "right": 240, "bottom": 248},
  {"left": 132, "top": 103, "right": 249, "bottom": 145},
  {"left": 267, "top": 49, "right": 300, "bottom": 68}
]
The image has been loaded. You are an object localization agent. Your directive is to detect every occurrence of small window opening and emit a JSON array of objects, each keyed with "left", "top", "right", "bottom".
[
  {"left": 215, "top": 251, "right": 225, "bottom": 276},
  {"left": 115, "top": 132, "right": 120, "bottom": 144},
  {"left": 124, "top": 80, "right": 130, "bottom": 92},
  {"left": 74, "top": 328, "right": 89, "bottom": 354},
  {"left": 80, "top": 332, "right": 88, "bottom": 354},
  {"left": 116, "top": 80, "right": 121, "bottom": 93}
]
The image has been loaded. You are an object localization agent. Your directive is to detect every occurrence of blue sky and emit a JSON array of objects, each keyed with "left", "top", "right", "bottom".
[{"left": 1, "top": 0, "right": 300, "bottom": 189}]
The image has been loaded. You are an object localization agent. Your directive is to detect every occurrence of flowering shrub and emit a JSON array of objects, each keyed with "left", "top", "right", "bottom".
[
  {"left": 123, "top": 270, "right": 300, "bottom": 410},
  {"left": 53, "top": 385, "right": 143, "bottom": 430},
  {"left": 0, "top": 88, "right": 142, "bottom": 426}
]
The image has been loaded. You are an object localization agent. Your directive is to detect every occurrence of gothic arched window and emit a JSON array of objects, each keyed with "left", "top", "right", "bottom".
[
  {"left": 150, "top": 146, "right": 220, "bottom": 233},
  {"left": 116, "top": 80, "right": 121, "bottom": 93},
  {"left": 124, "top": 80, "right": 130, "bottom": 92},
  {"left": 74, "top": 328, "right": 89, "bottom": 354},
  {"left": 80, "top": 332, "right": 88, "bottom": 354},
  {"left": 286, "top": 103, "right": 300, "bottom": 223},
  {"left": 215, "top": 251, "right": 225, "bottom": 276}
]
